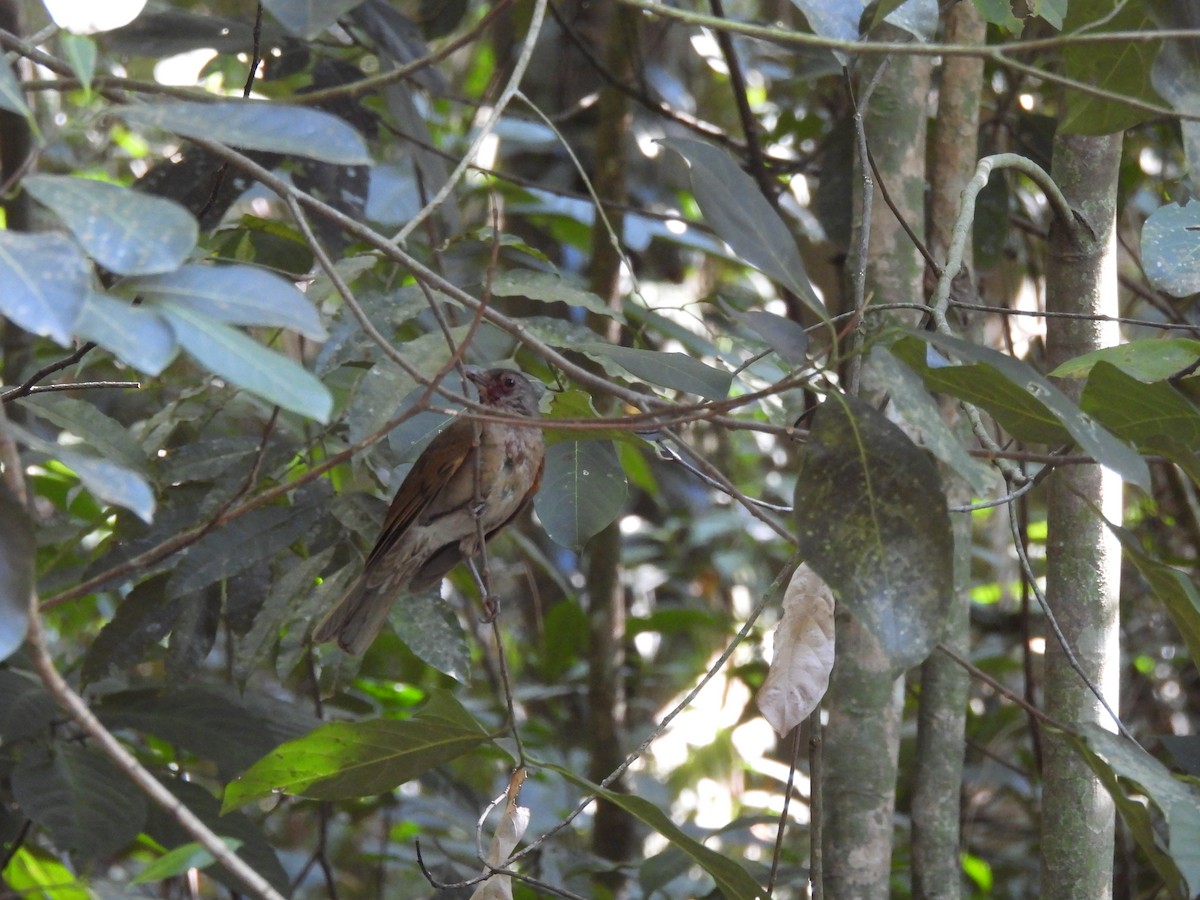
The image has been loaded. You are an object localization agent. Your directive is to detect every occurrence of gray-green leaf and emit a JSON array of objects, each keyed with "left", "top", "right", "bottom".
[
  {"left": 536, "top": 440, "right": 628, "bottom": 548},
  {"left": 0, "top": 231, "right": 90, "bottom": 345},
  {"left": 576, "top": 343, "right": 732, "bottom": 399}
]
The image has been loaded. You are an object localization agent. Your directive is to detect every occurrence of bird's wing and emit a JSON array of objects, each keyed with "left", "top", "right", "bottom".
[{"left": 362, "top": 418, "right": 475, "bottom": 569}]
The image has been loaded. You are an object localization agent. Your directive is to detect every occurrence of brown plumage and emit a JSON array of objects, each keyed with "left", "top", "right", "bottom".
[{"left": 313, "top": 368, "right": 545, "bottom": 654}]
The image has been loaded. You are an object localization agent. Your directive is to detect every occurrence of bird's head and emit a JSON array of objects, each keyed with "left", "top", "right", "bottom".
[{"left": 467, "top": 368, "right": 542, "bottom": 417}]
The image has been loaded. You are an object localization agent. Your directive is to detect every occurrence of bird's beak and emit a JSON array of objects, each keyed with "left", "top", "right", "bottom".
[{"left": 465, "top": 368, "right": 487, "bottom": 388}]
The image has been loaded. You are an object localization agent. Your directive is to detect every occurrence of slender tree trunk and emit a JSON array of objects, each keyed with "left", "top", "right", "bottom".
[
  {"left": 1039, "top": 132, "right": 1122, "bottom": 899},
  {"left": 821, "top": 26, "right": 930, "bottom": 897},
  {"left": 912, "top": 5, "right": 985, "bottom": 898}
]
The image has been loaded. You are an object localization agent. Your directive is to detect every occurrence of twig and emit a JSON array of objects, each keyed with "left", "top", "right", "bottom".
[
  {"left": 1, "top": 341, "right": 95, "bottom": 403},
  {"left": 5, "top": 380, "right": 141, "bottom": 396},
  {"left": 765, "top": 725, "right": 803, "bottom": 896}
]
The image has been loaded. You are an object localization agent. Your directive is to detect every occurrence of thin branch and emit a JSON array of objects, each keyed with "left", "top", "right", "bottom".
[
  {"left": 1, "top": 342, "right": 95, "bottom": 403},
  {"left": 5, "top": 380, "right": 140, "bottom": 396}
]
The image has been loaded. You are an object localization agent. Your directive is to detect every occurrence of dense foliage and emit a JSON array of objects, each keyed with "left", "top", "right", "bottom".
[{"left": 1, "top": 1, "right": 1200, "bottom": 898}]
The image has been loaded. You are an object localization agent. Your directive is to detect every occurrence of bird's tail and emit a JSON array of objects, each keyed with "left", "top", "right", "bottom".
[{"left": 311, "top": 576, "right": 394, "bottom": 655}]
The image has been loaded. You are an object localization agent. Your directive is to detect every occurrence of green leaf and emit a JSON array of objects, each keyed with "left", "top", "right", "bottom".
[
  {"left": 1080, "top": 362, "right": 1200, "bottom": 484},
  {"left": 2, "top": 848, "right": 90, "bottom": 900},
  {"left": 392, "top": 595, "right": 471, "bottom": 683},
  {"left": 490, "top": 269, "right": 625, "bottom": 323},
  {"left": 24, "top": 175, "right": 198, "bottom": 276},
  {"left": 20, "top": 395, "right": 147, "bottom": 472},
  {"left": 0, "top": 57, "right": 32, "bottom": 116},
  {"left": 1067, "top": 724, "right": 1200, "bottom": 897},
  {"left": 793, "top": 393, "right": 954, "bottom": 674},
  {"left": 0, "top": 490, "right": 33, "bottom": 664},
  {"left": 12, "top": 743, "right": 147, "bottom": 860},
  {"left": 1141, "top": 201, "right": 1200, "bottom": 297},
  {"left": 548, "top": 764, "right": 764, "bottom": 900},
  {"left": 973, "top": 0, "right": 1023, "bottom": 34},
  {"left": 1109, "top": 523, "right": 1200, "bottom": 670},
  {"left": 0, "top": 231, "right": 90, "bottom": 345},
  {"left": 1061, "top": 2, "right": 1161, "bottom": 135},
  {"left": 1151, "top": 31, "right": 1200, "bottom": 186},
  {"left": 121, "top": 262, "right": 327, "bottom": 339},
  {"left": 723, "top": 304, "right": 809, "bottom": 366},
  {"left": 576, "top": 343, "right": 732, "bottom": 399},
  {"left": 658, "top": 138, "right": 826, "bottom": 317},
  {"left": 158, "top": 302, "right": 333, "bottom": 422},
  {"left": 82, "top": 575, "right": 178, "bottom": 685},
  {"left": 545, "top": 388, "right": 637, "bottom": 444},
  {"left": 76, "top": 290, "right": 177, "bottom": 375},
  {"left": 60, "top": 32, "right": 97, "bottom": 90},
  {"left": 132, "top": 838, "right": 242, "bottom": 885},
  {"left": 114, "top": 101, "right": 371, "bottom": 165},
  {"left": 261, "top": 0, "right": 368, "bottom": 39},
  {"left": 903, "top": 333, "right": 1151, "bottom": 491},
  {"left": 0, "top": 671, "right": 57, "bottom": 742},
  {"left": 2, "top": 420, "right": 155, "bottom": 522},
  {"left": 1052, "top": 338, "right": 1200, "bottom": 381},
  {"left": 535, "top": 440, "right": 628, "bottom": 548},
  {"left": 222, "top": 689, "right": 491, "bottom": 809}
]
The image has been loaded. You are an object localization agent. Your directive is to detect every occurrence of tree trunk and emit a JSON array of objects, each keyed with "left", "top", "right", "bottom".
[
  {"left": 1039, "top": 131, "right": 1122, "bottom": 899},
  {"left": 821, "top": 25, "right": 931, "bottom": 897},
  {"left": 912, "top": 4, "right": 986, "bottom": 898}
]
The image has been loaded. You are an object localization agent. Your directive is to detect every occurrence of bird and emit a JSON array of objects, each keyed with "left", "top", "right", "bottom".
[{"left": 313, "top": 367, "right": 546, "bottom": 655}]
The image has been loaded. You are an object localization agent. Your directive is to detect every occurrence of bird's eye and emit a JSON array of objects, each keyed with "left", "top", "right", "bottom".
[{"left": 503, "top": 375, "right": 516, "bottom": 388}]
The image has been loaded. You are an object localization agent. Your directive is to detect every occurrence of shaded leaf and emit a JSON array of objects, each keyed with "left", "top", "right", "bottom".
[
  {"left": 392, "top": 595, "right": 470, "bottom": 683},
  {"left": 1141, "top": 201, "right": 1200, "bottom": 297},
  {"left": 3, "top": 419, "right": 155, "bottom": 522},
  {"left": 490, "top": 269, "right": 625, "bottom": 323},
  {"left": 1052, "top": 338, "right": 1200, "bottom": 381},
  {"left": 20, "top": 395, "right": 147, "bottom": 472},
  {"left": 0, "top": 671, "right": 57, "bottom": 742},
  {"left": 24, "top": 175, "right": 197, "bottom": 275},
  {"left": 122, "top": 262, "right": 327, "bottom": 339},
  {"left": 261, "top": 0, "right": 369, "bottom": 39},
  {"left": 159, "top": 302, "right": 333, "bottom": 422},
  {"left": 793, "top": 393, "right": 953, "bottom": 674},
  {"left": 549, "top": 765, "right": 764, "bottom": 900},
  {"left": 114, "top": 101, "right": 370, "bottom": 165},
  {"left": 576, "top": 343, "right": 731, "bottom": 399},
  {"left": 12, "top": 743, "right": 147, "bottom": 860},
  {"left": 75, "top": 291, "right": 177, "bottom": 375},
  {"left": 82, "top": 575, "right": 177, "bottom": 685},
  {"left": 906, "top": 333, "right": 1151, "bottom": 491},
  {"left": 0, "top": 488, "right": 34, "bottom": 663},
  {"left": 659, "top": 138, "right": 825, "bottom": 316},
  {"left": 724, "top": 305, "right": 809, "bottom": 366},
  {"left": 535, "top": 440, "right": 627, "bottom": 548},
  {"left": 60, "top": 32, "right": 97, "bottom": 89},
  {"left": 0, "top": 56, "right": 32, "bottom": 116},
  {"left": 1151, "top": 32, "right": 1200, "bottom": 186},
  {"left": 222, "top": 689, "right": 491, "bottom": 808},
  {"left": 132, "top": 838, "right": 242, "bottom": 885},
  {"left": 1068, "top": 724, "right": 1200, "bottom": 897},
  {"left": 0, "top": 231, "right": 90, "bottom": 345},
  {"left": 1061, "top": 3, "right": 1161, "bottom": 135},
  {"left": 757, "top": 563, "right": 835, "bottom": 736}
]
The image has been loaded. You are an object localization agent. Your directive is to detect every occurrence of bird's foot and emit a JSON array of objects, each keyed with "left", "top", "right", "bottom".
[{"left": 479, "top": 594, "right": 500, "bottom": 623}]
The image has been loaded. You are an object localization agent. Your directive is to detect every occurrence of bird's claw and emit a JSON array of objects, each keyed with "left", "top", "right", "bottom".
[{"left": 479, "top": 595, "right": 500, "bottom": 623}]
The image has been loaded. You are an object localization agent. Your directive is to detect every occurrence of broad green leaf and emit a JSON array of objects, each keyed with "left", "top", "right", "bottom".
[
  {"left": 114, "top": 101, "right": 370, "bottom": 165},
  {"left": 490, "top": 269, "right": 625, "bottom": 323},
  {"left": 1029, "top": 0, "right": 1066, "bottom": 29},
  {"left": 871, "top": 348, "right": 995, "bottom": 494},
  {"left": 1052, "top": 338, "right": 1200, "bottom": 381},
  {"left": 261, "top": 0, "right": 368, "bottom": 39},
  {"left": 132, "top": 838, "right": 242, "bottom": 885},
  {"left": 904, "top": 333, "right": 1151, "bottom": 491},
  {"left": 99, "top": 684, "right": 319, "bottom": 782},
  {"left": 222, "top": 689, "right": 491, "bottom": 809},
  {"left": 2, "top": 848, "right": 90, "bottom": 900},
  {"left": 1061, "top": 3, "right": 1161, "bottom": 135},
  {"left": 1068, "top": 724, "right": 1200, "bottom": 897},
  {"left": 0, "top": 489, "right": 33, "bottom": 663},
  {"left": 535, "top": 440, "right": 628, "bottom": 548},
  {"left": 659, "top": 138, "right": 825, "bottom": 317},
  {"left": 973, "top": 0, "right": 1023, "bottom": 34},
  {"left": 0, "top": 671, "right": 57, "bottom": 742},
  {"left": 76, "top": 290, "right": 177, "bottom": 374},
  {"left": 723, "top": 304, "right": 810, "bottom": 366},
  {"left": 20, "top": 395, "right": 147, "bottom": 472},
  {"left": 1080, "top": 363, "right": 1200, "bottom": 484},
  {"left": 576, "top": 343, "right": 732, "bottom": 399},
  {"left": 391, "top": 595, "right": 470, "bottom": 683},
  {"left": 545, "top": 388, "right": 635, "bottom": 444},
  {"left": 158, "top": 302, "right": 333, "bottom": 422},
  {"left": 60, "top": 32, "right": 97, "bottom": 89},
  {"left": 24, "top": 175, "right": 198, "bottom": 275},
  {"left": 1151, "top": 32, "right": 1200, "bottom": 186},
  {"left": 12, "top": 743, "right": 147, "bottom": 860},
  {"left": 548, "top": 764, "right": 764, "bottom": 900},
  {"left": 793, "top": 393, "right": 954, "bottom": 674},
  {"left": 3, "top": 420, "right": 155, "bottom": 522},
  {"left": 1110, "top": 523, "right": 1200, "bottom": 669},
  {"left": 122, "top": 262, "right": 327, "bottom": 339},
  {"left": 1141, "top": 201, "right": 1200, "bottom": 297},
  {"left": 81, "top": 575, "right": 177, "bottom": 685},
  {"left": 0, "top": 56, "right": 31, "bottom": 116},
  {"left": 0, "top": 231, "right": 90, "bottom": 345}
]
